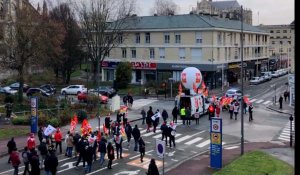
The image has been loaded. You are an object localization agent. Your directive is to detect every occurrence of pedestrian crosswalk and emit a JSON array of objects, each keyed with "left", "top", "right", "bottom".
[
  {"left": 248, "top": 98, "right": 272, "bottom": 105},
  {"left": 132, "top": 99, "right": 158, "bottom": 110},
  {"left": 278, "top": 121, "right": 294, "bottom": 142}
]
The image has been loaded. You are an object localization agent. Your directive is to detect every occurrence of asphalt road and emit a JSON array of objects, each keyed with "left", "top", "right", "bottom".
[{"left": 0, "top": 75, "right": 290, "bottom": 175}]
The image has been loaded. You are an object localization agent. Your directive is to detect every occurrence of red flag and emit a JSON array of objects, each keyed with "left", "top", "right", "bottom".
[
  {"left": 81, "top": 119, "right": 92, "bottom": 135},
  {"left": 73, "top": 114, "right": 78, "bottom": 125},
  {"left": 243, "top": 96, "right": 250, "bottom": 105}
]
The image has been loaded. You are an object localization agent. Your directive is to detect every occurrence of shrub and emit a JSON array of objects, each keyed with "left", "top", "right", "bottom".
[
  {"left": 37, "top": 112, "right": 50, "bottom": 126},
  {"left": 4, "top": 95, "right": 14, "bottom": 103},
  {"left": 11, "top": 116, "right": 30, "bottom": 125},
  {"left": 59, "top": 113, "right": 72, "bottom": 126},
  {"left": 77, "top": 109, "right": 88, "bottom": 122},
  {"left": 48, "top": 118, "right": 60, "bottom": 128},
  {"left": 115, "top": 62, "right": 132, "bottom": 89}
]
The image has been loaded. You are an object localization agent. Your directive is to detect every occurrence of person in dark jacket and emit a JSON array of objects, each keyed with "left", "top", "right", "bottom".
[
  {"left": 38, "top": 139, "right": 48, "bottom": 169},
  {"left": 114, "top": 133, "right": 123, "bottom": 159},
  {"left": 75, "top": 138, "right": 87, "bottom": 168},
  {"left": 22, "top": 146, "right": 31, "bottom": 175},
  {"left": 248, "top": 103, "right": 254, "bottom": 121},
  {"left": 279, "top": 95, "right": 283, "bottom": 109},
  {"left": 116, "top": 112, "right": 122, "bottom": 125},
  {"left": 107, "top": 142, "right": 115, "bottom": 169},
  {"left": 29, "top": 149, "right": 40, "bottom": 175},
  {"left": 138, "top": 137, "right": 146, "bottom": 163},
  {"left": 122, "top": 114, "right": 128, "bottom": 128},
  {"left": 105, "top": 116, "right": 112, "bottom": 135},
  {"left": 141, "top": 108, "right": 146, "bottom": 125},
  {"left": 7, "top": 137, "right": 16, "bottom": 164},
  {"left": 127, "top": 93, "right": 134, "bottom": 109},
  {"left": 172, "top": 106, "right": 179, "bottom": 123},
  {"left": 161, "top": 109, "right": 168, "bottom": 122},
  {"left": 84, "top": 145, "right": 94, "bottom": 174},
  {"left": 160, "top": 122, "right": 168, "bottom": 146},
  {"left": 125, "top": 123, "right": 132, "bottom": 148},
  {"left": 73, "top": 132, "right": 81, "bottom": 158},
  {"left": 38, "top": 127, "right": 44, "bottom": 144},
  {"left": 146, "top": 158, "right": 159, "bottom": 175},
  {"left": 44, "top": 147, "right": 58, "bottom": 175},
  {"left": 123, "top": 95, "right": 128, "bottom": 106},
  {"left": 98, "top": 136, "right": 107, "bottom": 166},
  {"left": 185, "top": 107, "right": 191, "bottom": 126},
  {"left": 146, "top": 106, "right": 154, "bottom": 132},
  {"left": 153, "top": 109, "right": 160, "bottom": 133},
  {"left": 132, "top": 125, "right": 141, "bottom": 151}
]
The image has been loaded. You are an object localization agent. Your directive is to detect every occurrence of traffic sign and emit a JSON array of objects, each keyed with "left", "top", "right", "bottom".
[
  {"left": 156, "top": 139, "right": 165, "bottom": 158},
  {"left": 31, "top": 108, "right": 37, "bottom": 117},
  {"left": 211, "top": 133, "right": 221, "bottom": 145},
  {"left": 211, "top": 118, "right": 221, "bottom": 132},
  {"left": 31, "top": 97, "right": 37, "bottom": 108}
]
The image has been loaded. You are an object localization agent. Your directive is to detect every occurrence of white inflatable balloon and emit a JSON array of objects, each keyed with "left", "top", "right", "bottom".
[{"left": 181, "top": 67, "right": 202, "bottom": 90}]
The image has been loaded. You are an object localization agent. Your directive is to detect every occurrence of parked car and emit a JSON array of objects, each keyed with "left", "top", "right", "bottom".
[
  {"left": 26, "top": 88, "right": 52, "bottom": 97},
  {"left": 2, "top": 86, "right": 18, "bottom": 95},
  {"left": 5, "top": 82, "right": 30, "bottom": 92},
  {"left": 225, "top": 88, "right": 242, "bottom": 100},
  {"left": 90, "top": 86, "right": 116, "bottom": 98},
  {"left": 61, "top": 85, "right": 87, "bottom": 95},
  {"left": 40, "top": 84, "right": 56, "bottom": 94},
  {"left": 249, "top": 77, "right": 263, "bottom": 85},
  {"left": 270, "top": 71, "right": 280, "bottom": 78},
  {"left": 261, "top": 72, "right": 272, "bottom": 81},
  {"left": 77, "top": 92, "right": 108, "bottom": 104},
  {"left": 0, "top": 87, "right": 12, "bottom": 95}
]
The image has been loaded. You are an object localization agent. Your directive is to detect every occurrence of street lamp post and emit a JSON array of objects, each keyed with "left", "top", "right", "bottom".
[{"left": 240, "top": 5, "right": 244, "bottom": 155}]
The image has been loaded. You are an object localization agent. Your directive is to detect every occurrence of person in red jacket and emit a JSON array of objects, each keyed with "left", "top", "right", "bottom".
[
  {"left": 54, "top": 128, "right": 63, "bottom": 154},
  {"left": 215, "top": 105, "right": 221, "bottom": 118},
  {"left": 10, "top": 147, "right": 21, "bottom": 175},
  {"left": 27, "top": 133, "right": 36, "bottom": 151}
]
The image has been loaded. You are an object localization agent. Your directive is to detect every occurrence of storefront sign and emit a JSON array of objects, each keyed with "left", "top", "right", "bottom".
[{"left": 102, "top": 61, "right": 157, "bottom": 70}]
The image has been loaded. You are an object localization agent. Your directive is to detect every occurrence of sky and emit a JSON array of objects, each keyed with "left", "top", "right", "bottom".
[{"left": 30, "top": 0, "right": 294, "bottom": 25}]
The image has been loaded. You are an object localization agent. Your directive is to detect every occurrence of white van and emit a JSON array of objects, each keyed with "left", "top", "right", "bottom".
[{"left": 175, "top": 93, "right": 210, "bottom": 118}]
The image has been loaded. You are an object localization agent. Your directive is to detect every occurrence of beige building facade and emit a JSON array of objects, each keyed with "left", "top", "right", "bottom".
[{"left": 102, "top": 14, "right": 269, "bottom": 89}]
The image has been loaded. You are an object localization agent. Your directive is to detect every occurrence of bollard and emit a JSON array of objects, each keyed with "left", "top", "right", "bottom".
[{"left": 289, "top": 115, "right": 293, "bottom": 147}]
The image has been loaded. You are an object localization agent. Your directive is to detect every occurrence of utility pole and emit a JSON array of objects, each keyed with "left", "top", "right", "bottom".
[{"left": 240, "top": 5, "right": 244, "bottom": 155}]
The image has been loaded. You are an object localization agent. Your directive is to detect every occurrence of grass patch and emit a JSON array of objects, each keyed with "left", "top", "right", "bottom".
[
  {"left": 214, "top": 150, "right": 294, "bottom": 175},
  {"left": 118, "top": 85, "right": 142, "bottom": 96},
  {"left": 71, "top": 70, "right": 83, "bottom": 78},
  {"left": 0, "top": 125, "right": 29, "bottom": 140}
]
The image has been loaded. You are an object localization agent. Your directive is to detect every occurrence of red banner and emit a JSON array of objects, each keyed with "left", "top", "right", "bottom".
[
  {"left": 81, "top": 119, "right": 92, "bottom": 135},
  {"left": 70, "top": 114, "right": 78, "bottom": 133}
]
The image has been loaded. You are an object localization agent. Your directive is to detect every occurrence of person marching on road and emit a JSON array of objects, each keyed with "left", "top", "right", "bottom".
[
  {"left": 132, "top": 125, "right": 141, "bottom": 151},
  {"left": 146, "top": 106, "right": 154, "bottom": 132},
  {"left": 75, "top": 137, "right": 87, "bottom": 168},
  {"left": 73, "top": 132, "right": 81, "bottom": 158},
  {"left": 128, "top": 93, "right": 134, "bottom": 109},
  {"left": 233, "top": 101, "right": 240, "bottom": 120},
  {"left": 22, "top": 147, "right": 31, "bottom": 175},
  {"left": 105, "top": 115, "right": 112, "bottom": 135},
  {"left": 172, "top": 106, "right": 179, "bottom": 124},
  {"left": 162, "top": 109, "right": 168, "bottom": 122},
  {"left": 38, "top": 127, "right": 44, "bottom": 144},
  {"left": 44, "top": 145, "right": 58, "bottom": 175},
  {"left": 84, "top": 143, "right": 94, "bottom": 174},
  {"left": 168, "top": 121, "right": 176, "bottom": 148},
  {"left": 153, "top": 109, "right": 160, "bottom": 133},
  {"left": 125, "top": 122, "right": 133, "bottom": 148},
  {"left": 38, "top": 139, "right": 48, "bottom": 169},
  {"left": 7, "top": 137, "right": 16, "bottom": 164},
  {"left": 141, "top": 108, "right": 146, "bottom": 125},
  {"left": 138, "top": 137, "right": 146, "bottom": 163},
  {"left": 229, "top": 101, "right": 234, "bottom": 119},
  {"left": 160, "top": 121, "right": 168, "bottom": 146},
  {"left": 146, "top": 158, "right": 159, "bottom": 175},
  {"left": 27, "top": 133, "right": 36, "bottom": 151},
  {"left": 29, "top": 148, "right": 40, "bottom": 175},
  {"left": 54, "top": 128, "right": 63, "bottom": 154},
  {"left": 114, "top": 133, "right": 123, "bottom": 159},
  {"left": 215, "top": 104, "right": 221, "bottom": 118},
  {"left": 248, "top": 103, "right": 254, "bottom": 121},
  {"left": 284, "top": 91, "right": 288, "bottom": 102},
  {"left": 107, "top": 142, "right": 115, "bottom": 169},
  {"left": 123, "top": 95, "right": 128, "bottom": 106},
  {"left": 185, "top": 107, "right": 191, "bottom": 126},
  {"left": 180, "top": 106, "right": 186, "bottom": 125},
  {"left": 10, "top": 147, "right": 21, "bottom": 175},
  {"left": 279, "top": 95, "right": 283, "bottom": 109},
  {"left": 98, "top": 136, "right": 107, "bottom": 167}
]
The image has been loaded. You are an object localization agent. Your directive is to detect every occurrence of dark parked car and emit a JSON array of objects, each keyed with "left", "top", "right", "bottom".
[
  {"left": 40, "top": 84, "right": 56, "bottom": 94},
  {"left": 26, "top": 88, "right": 52, "bottom": 97},
  {"left": 92, "top": 86, "right": 116, "bottom": 98},
  {"left": 7, "top": 82, "right": 30, "bottom": 92}
]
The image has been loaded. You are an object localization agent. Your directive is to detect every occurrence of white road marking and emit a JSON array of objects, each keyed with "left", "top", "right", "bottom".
[
  {"left": 176, "top": 135, "right": 192, "bottom": 143},
  {"left": 255, "top": 99, "right": 264, "bottom": 104},
  {"left": 129, "top": 150, "right": 154, "bottom": 160},
  {"left": 143, "top": 130, "right": 161, "bottom": 137},
  {"left": 278, "top": 137, "right": 290, "bottom": 141},
  {"left": 153, "top": 134, "right": 163, "bottom": 139},
  {"left": 196, "top": 140, "right": 210, "bottom": 148},
  {"left": 263, "top": 101, "right": 272, "bottom": 105},
  {"left": 224, "top": 146, "right": 239, "bottom": 150},
  {"left": 249, "top": 98, "right": 257, "bottom": 103},
  {"left": 140, "top": 129, "right": 147, "bottom": 134},
  {"left": 184, "top": 137, "right": 203, "bottom": 145},
  {"left": 86, "top": 163, "right": 118, "bottom": 175},
  {"left": 174, "top": 133, "right": 182, "bottom": 138}
]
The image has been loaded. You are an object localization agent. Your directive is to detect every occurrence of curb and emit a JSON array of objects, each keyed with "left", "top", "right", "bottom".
[{"left": 266, "top": 106, "right": 294, "bottom": 116}]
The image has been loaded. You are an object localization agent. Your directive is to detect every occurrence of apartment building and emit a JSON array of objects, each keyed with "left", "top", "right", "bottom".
[
  {"left": 102, "top": 14, "right": 269, "bottom": 89},
  {"left": 258, "top": 22, "right": 294, "bottom": 73}
]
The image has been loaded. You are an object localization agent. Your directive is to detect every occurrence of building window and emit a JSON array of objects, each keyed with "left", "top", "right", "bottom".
[
  {"left": 118, "top": 33, "right": 123, "bottom": 44},
  {"left": 149, "top": 48, "right": 155, "bottom": 59},
  {"left": 288, "top": 41, "right": 291, "bottom": 44},
  {"left": 191, "top": 48, "right": 202, "bottom": 61},
  {"left": 164, "top": 33, "right": 170, "bottom": 44},
  {"left": 270, "top": 36, "right": 274, "bottom": 39},
  {"left": 217, "top": 32, "right": 222, "bottom": 45},
  {"left": 122, "top": 48, "right": 127, "bottom": 58},
  {"left": 276, "top": 30, "right": 280, "bottom": 33},
  {"left": 145, "top": 32, "right": 150, "bottom": 43},
  {"left": 135, "top": 33, "right": 140, "bottom": 43},
  {"left": 289, "top": 48, "right": 292, "bottom": 52},
  {"left": 283, "top": 36, "right": 287, "bottom": 39},
  {"left": 276, "top": 36, "right": 280, "bottom": 39},
  {"left": 217, "top": 48, "right": 220, "bottom": 60},
  {"left": 195, "top": 32, "right": 202, "bottom": 44},
  {"left": 104, "top": 50, "right": 110, "bottom": 57},
  {"left": 283, "top": 30, "right": 287, "bottom": 33},
  {"left": 159, "top": 48, "right": 165, "bottom": 59},
  {"left": 175, "top": 33, "right": 181, "bottom": 43},
  {"left": 179, "top": 48, "right": 185, "bottom": 59},
  {"left": 272, "top": 41, "right": 276, "bottom": 45},
  {"left": 270, "top": 30, "right": 274, "bottom": 33},
  {"left": 131, "top": 48, "right": 136, "bottom": 58}
]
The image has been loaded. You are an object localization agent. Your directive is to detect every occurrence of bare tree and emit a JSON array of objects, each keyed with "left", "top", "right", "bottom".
[
  {"left": 74, "top": 0, "right": 136, "bottom": 85},
  {"left": 151, "top": 0, "right": 179, "bottom": 16},
  {"left": 0, "top": 2, "right": 64, "bottom": 102}
]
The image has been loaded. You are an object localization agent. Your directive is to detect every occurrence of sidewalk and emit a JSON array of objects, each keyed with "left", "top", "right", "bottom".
[{"left": 165, "top": 141, "right": 294, "bottom": 175}]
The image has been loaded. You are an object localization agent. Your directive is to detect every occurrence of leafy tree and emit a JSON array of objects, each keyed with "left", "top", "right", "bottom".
[
  {"left": 115, "top": 62, "right": 132, "bottom": 89},
  {"left": 0, "top": 2, "right": 64, "bottom": 102},
  {"left": 75, "top": 0, "right": 136, "bottom": 86},
  {"left": 151, "top": 0, "right": 179, "bottom": 16},
  {"left": 49, "top": 3, "right": 83, "bottom": 84}
]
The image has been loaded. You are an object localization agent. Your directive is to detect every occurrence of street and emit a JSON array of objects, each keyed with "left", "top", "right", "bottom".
[{"left": 0, "top": 75, "right": 292, "bottom": 175}]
